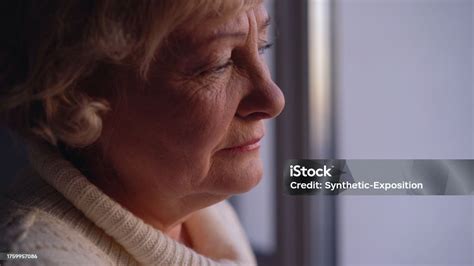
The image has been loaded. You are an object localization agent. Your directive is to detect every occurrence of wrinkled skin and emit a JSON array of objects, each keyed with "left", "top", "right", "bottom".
[{"left": 87, "top": 3, "right": 285, "bottom": 241}]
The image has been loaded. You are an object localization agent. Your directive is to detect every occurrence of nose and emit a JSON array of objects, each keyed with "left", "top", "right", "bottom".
[{"left": 236, "top": 62, "right": 285, "bottom": 120}]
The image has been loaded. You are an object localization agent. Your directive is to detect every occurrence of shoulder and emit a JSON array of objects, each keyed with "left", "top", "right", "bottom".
[{"left": 0, "top": 198, "right": 114, "bottom": 265}]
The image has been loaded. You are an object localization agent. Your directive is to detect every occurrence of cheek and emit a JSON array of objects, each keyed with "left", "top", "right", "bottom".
[
  {"left": 166, "top": 80, "right": 235, "bottom": 152},
  {"left": 123, "top": 77, "right": 239, "bottom": 182}
]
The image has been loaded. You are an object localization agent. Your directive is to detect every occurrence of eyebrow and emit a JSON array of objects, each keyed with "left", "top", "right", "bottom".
[{"left": 208, "top": 16, "right": 272, "bottom": 42}]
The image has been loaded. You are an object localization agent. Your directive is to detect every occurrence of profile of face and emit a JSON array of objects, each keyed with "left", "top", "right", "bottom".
[{"left": 94, "top": 4, "right": 284, "bottom": 225}]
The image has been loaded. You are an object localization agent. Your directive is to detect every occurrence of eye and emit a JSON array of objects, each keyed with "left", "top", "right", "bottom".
[
  {"left": 197, "top": 59, "right": 234, "bottom": 76},
  {"left": 258, "top": 42, "right": 274, "bottom": 55},
  {"left": 211, "top": 60, "right": 234, "bottom": 73}
]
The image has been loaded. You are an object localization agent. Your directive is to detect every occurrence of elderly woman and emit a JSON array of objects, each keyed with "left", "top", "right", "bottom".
[{"left": 0, "top": 0, "right": 284, "bottom": 265}]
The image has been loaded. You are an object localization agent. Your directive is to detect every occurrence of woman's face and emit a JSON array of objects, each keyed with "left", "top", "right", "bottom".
[{"left": 98, "top": 4, "right": 284, "bottom": 214}]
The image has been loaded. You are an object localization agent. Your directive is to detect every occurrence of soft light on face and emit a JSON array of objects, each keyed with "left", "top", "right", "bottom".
[{"left": 98, "top": 4, "right": 284, "bottom": 214}]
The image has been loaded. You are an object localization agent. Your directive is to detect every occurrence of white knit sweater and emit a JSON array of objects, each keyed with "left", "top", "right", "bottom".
[{"left": 0, "top": 140, "right": 256, "bottom": 265}]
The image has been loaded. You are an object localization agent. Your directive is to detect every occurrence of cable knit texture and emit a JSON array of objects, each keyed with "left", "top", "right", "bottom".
[{"left": 0, "top": 140, "right": 256, "bottom": 265}]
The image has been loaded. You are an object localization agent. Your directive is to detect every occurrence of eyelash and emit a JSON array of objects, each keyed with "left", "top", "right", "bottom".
[
  {"left": 258, "top": 42, "right": 274, "bottom": 55},
  {"left": 209, "top": 60, "right": 234, "bottom": 74},
  {"left": 198, "top": 42, "right": 274, "bottom": 76}
]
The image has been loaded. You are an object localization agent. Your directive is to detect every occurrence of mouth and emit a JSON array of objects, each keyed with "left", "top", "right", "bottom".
[{"left": 222, "top": 137, "right": 263, "bottom": 153}]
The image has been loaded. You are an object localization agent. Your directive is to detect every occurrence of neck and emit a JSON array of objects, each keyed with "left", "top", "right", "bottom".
[
  {"left": 89, "top": 174, "right": 193, "bottom": 246},
  {"left": 167, "top": 223, "right": 183, "bottom": 240},
  {"left": 75, "top": 143, "right": 224, "bottom": 246}
]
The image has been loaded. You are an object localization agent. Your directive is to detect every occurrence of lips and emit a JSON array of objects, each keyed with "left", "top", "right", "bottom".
[{"left": 222, "top": 137, "right": 263, "bottom": 152}]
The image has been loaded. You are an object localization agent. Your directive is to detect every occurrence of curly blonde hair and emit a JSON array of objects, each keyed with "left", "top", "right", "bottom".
[{"left": 0, "top": 0, "right": 259, "bottom": 148}]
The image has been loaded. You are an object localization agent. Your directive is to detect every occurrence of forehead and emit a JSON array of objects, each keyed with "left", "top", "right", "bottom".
[
  {"left": 175, "top": 4, "right": 269, "bottom": 44},
  {"left": 211, "top": 10, "right": 250, "bottom": 36},
  {"left": 211, "top": 4, "right": 268, "bottom": 33}
]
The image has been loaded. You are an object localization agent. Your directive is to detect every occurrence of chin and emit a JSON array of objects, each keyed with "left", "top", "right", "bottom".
[{"left": 210, "top": 154, "right": 264, "bottom": 195}]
